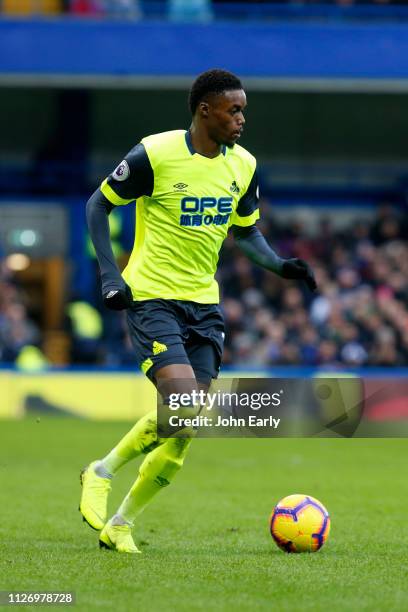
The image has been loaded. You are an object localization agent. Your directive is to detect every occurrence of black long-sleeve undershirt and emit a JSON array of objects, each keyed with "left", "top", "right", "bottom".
[
  {"left": 86, "top": 188, "right": 126, "bottom": 294},
  {"left": 232, "top": 224, "right": 284, "bottom": 275}
]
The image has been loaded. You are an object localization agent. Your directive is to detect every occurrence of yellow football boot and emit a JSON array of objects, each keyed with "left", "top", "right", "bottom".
[
  {"left": 99, "top": 520, "right": 141, "bottom": 554},
  {"left": 79, "top": 461, "right": 111, "bottom": 531}
]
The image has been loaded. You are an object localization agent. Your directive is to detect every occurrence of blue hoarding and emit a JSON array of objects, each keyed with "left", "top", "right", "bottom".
[{"left": 2, "top": 19, "right": 408, "bottom": 80}]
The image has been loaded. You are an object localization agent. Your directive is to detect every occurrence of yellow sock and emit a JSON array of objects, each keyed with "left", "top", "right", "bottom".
[
  {"left": 115, "top": 435, "right": 193, "bottom": 525},
  {"left": 101, "top": 410, "right": 162, "bottom": 475}
]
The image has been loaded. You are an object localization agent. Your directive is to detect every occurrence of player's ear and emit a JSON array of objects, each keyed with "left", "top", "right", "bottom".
[{"left": 199, "top": 101, "right": 210, "bottom": 118}]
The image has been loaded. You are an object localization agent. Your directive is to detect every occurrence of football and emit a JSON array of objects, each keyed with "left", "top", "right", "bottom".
[{"left": 270, "top": 494, "right": 330, "bottom": 553}]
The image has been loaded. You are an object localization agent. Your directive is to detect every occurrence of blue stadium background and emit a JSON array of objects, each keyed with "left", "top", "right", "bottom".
[{"left": 0, "top": 1, "right": 407, "bottom": 407}]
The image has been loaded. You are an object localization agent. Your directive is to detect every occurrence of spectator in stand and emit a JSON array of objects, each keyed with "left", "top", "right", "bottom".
[{"left": 0, "top": 263, "right": 41, "bottom": 364}]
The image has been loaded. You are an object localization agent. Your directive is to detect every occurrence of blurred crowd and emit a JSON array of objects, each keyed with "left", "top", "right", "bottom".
[
  {"left": 0, "top": 0, "right": 140, "bottom": 17},
  {"left": 1, "top": 203, "right": 407, "bottom": 369},
  {"left": 2, "top": 0, "right": 408, "bottom": 20},
  {"left": 218, "top": 203, "right": 408, "bottom": 368}
]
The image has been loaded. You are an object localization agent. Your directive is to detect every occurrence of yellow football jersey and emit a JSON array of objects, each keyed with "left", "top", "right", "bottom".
[{"left": 101, "top": 130, "right": 259, "bottom": 303}]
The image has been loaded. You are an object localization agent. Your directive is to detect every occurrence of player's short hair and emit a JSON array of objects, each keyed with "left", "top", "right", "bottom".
[{"left": 189, "top": 69, "right": 243, "bottom": 115}]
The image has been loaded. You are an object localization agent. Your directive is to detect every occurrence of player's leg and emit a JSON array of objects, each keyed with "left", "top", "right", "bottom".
[
  {"left": 79, "top": 300, "right": 191, "bottom": 531},
  {"left": 80, "top": 403, "right": 171, "bottom": 532},
  {"left": 79, "top": 410, "right": 163, "bottom": 532},
  {"left": 100, "top": 363, "right": 202, "bottom": 553},
  {"left": 103, "top": 305, "right": 225, "bottom": 533},
  {"left": 79, "top": 411, "right": 163, "bottom": 531},
  {"left": 100, "top": 338, "right": 221, "bottom": 552}
]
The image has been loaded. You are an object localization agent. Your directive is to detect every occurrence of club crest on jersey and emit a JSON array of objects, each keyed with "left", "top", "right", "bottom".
[{"left": 113, "top": 160, "right": 130, "bottom": 182}]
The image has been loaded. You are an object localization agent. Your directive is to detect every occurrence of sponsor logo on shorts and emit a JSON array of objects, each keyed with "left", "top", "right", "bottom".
[{"left": 153, "top": 341, "right": 168, "bottom": 355}]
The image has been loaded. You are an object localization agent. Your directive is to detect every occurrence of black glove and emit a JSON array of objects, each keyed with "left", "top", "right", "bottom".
[
  {"left": 103, "top": 284, "right": 133, "bottom": 310},
  {"left": 281, "top": 258, "right": 317, "bottom": 292}
]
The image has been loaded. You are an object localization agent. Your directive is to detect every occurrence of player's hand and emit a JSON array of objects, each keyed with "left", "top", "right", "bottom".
[
  {"left": 103, "top": 284, "right": 133, "bottom": 310},
  {"left": 281, "top": 258, "right": 317, "bottom": 292}
]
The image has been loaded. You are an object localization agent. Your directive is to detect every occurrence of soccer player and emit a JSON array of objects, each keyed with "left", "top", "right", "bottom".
[{"left": 81, "top": 69, "right": 316, "bottom": 553}]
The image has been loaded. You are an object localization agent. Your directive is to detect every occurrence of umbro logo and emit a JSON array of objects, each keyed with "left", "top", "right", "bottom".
[
  {"left": 174, "top": 182, "right": 188, "bottom": 191},
  {"left": 230, "top": 181, "right": 240, "bottom": 194}
]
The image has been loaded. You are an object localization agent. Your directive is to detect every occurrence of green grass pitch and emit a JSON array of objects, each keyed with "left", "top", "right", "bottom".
[{"left": 1, "top": 416, "right": 408, "bottom": 611}]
